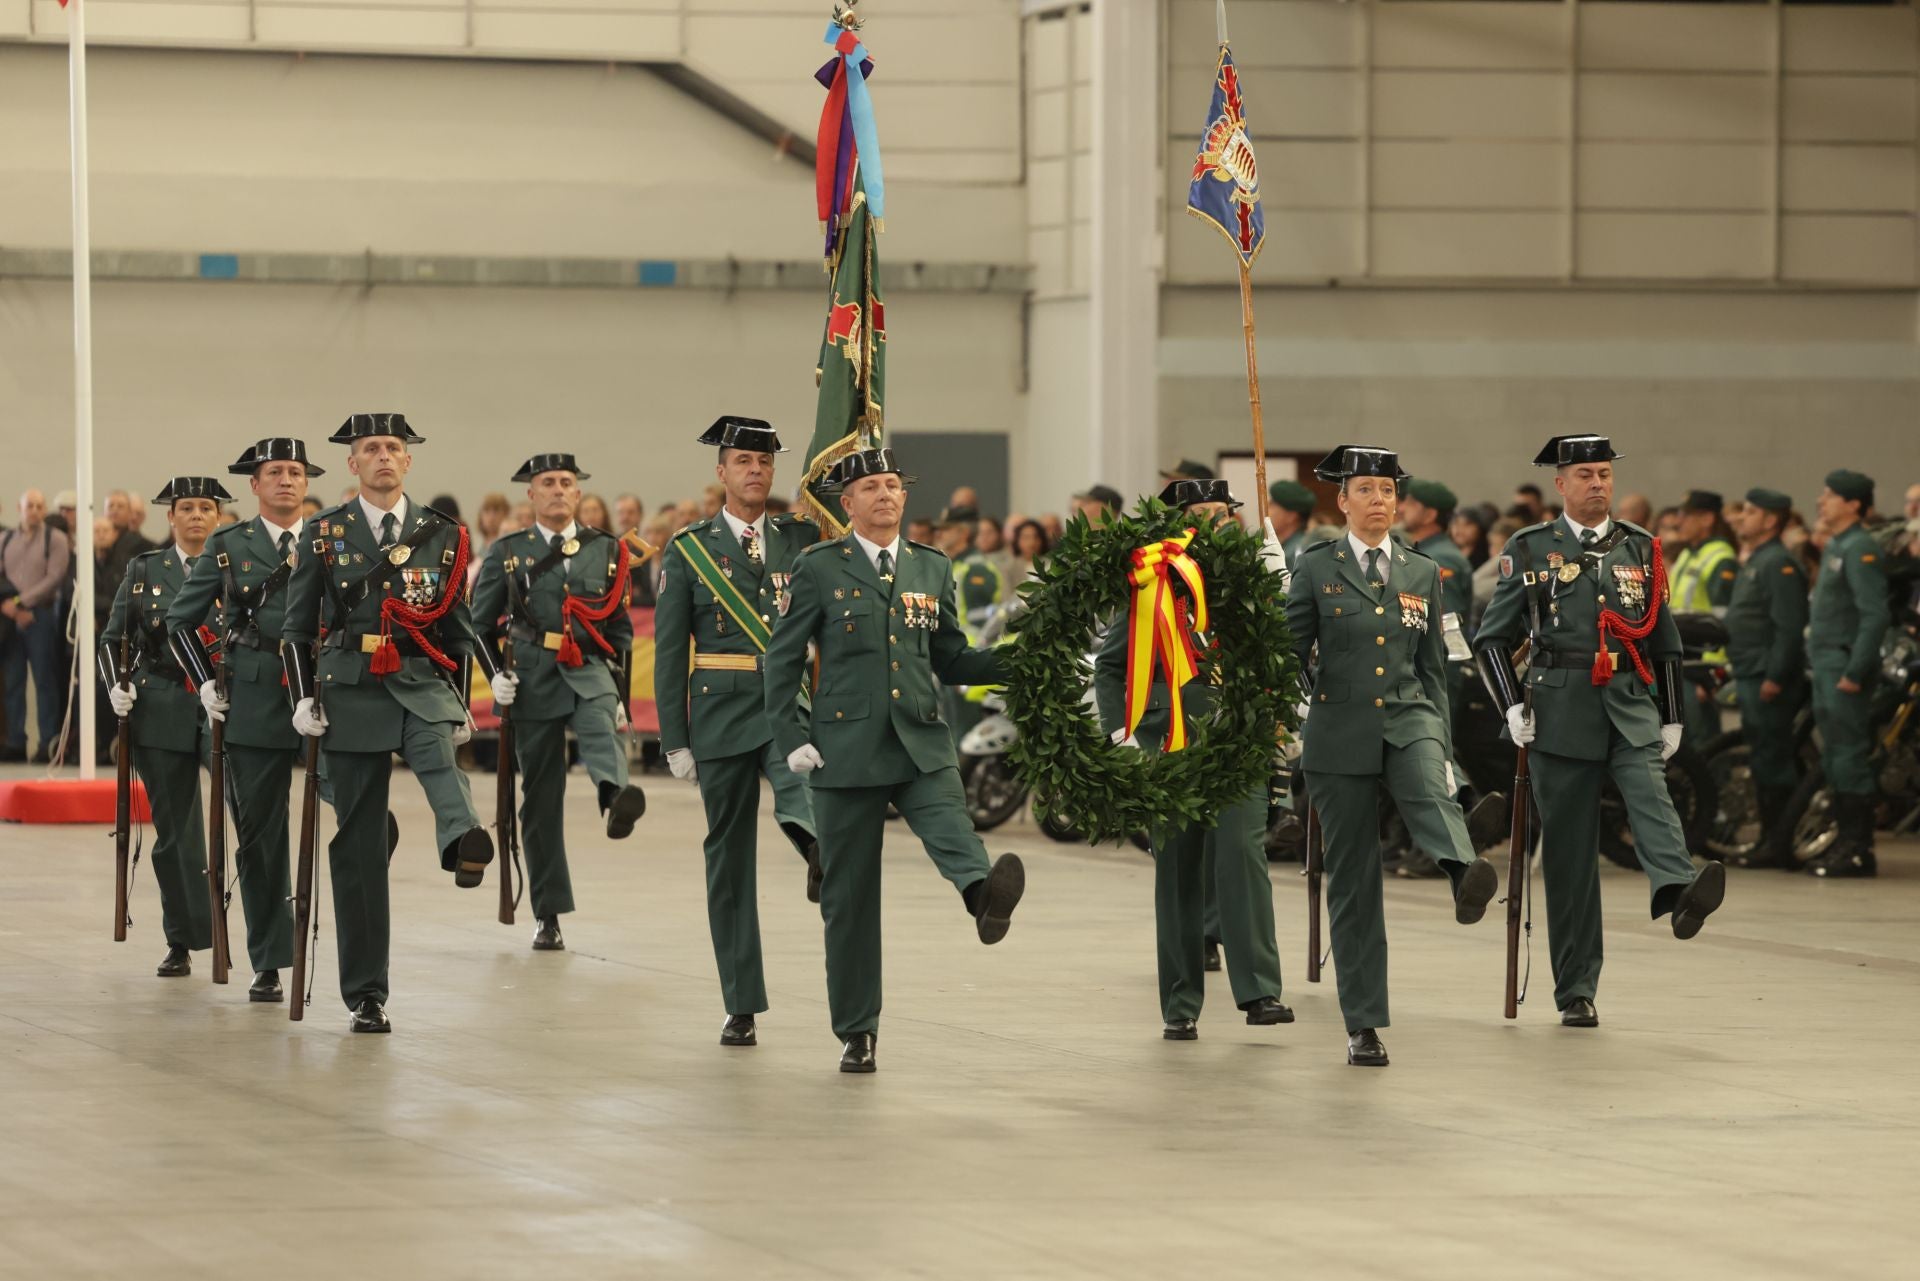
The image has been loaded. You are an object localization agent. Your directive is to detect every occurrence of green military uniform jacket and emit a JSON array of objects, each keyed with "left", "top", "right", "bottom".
[
  {"left": 1282, "top": 529, "right": 1307, "bottom": 565},
  {"left": 101, "top": 548, "right": 207, "bottom": 753},
  {"left": 1724, "top": 537, "right": 1808, "bottom": 685},
  {"left": 282, "top": 499, "right": 477, "bottom": 750},
  {"left": 1808, "top": 524, "right": 1891, "bottom": 685},
  {"left": 472, "top": 524, "right": 633, "bottom": 720},
  {"left": 1284, "top": 538, "right": 1453, "bottom": 775},
  {"left": 654, "top": 513, "right": 820, "bottom": 761},
  {"left": 1413, "top": 530, "right": 1473, "bottom": 626},
  {"left": 1477, "top": 517, "right": 1680, "bottom": 761},
  {"left": 166, "top": 517, "right": 301, "bottom": 751},
  {"left": 764, "top": 534, "right": 1004, "bottom": 788}
]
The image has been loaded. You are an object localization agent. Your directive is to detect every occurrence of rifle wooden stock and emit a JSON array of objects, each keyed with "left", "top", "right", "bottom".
[
  {"left": 1304, "top": 802, "right": 1324, "bottom": 983},
  {"left": 112, "top": 635, "right": 132, "bottom": 943},
  {"left": 206, "top": 704, "right": 232, "bottom": 985},
  {"left": 1504, "top": 746, "right": 1531, "bottom": 1020},
  {"left": 290, "top": 735, "right": 321, "bottom": 1023}
]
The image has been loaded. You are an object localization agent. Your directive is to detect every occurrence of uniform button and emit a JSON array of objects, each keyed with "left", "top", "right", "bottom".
[
  {"left": 1375, "top": 667, "right": 1385, "bottom": 676},
  {"left": 339, "top": 581, "right": 348, "bottom": 589},
  {"left": 889, "top": 635, "right": 898, "bottom": 644},
  {"left": 1334, "top": 607, "right": 1342, "bottom": 616},
  {"left": 1376, "top": 636, "right": 1386, "bottom": 646},
  {"left": 761, "top": 614, "right": 770, "bottom": 622},
  {"left": 759, "top": 588, "right": 767, "bottom": 596},
  {"left": 1598, "top": 595, "right": 1607, "bottom": 604},
  {"left": 891, "top": 689, "right": 901, "bottom": 699},
  {"left": 700, "top": 685, "right": 709, "bottom": 694},
  {"left": 1375, "top": 607, "right": 1385, "bottom": 616},
  {"left": 383, "top": 581, "right": 390, "bottom": 590},
  {"left": 1318, "top": 694, "right": 1327, "bottom": 702},
  {"left": 891, "top": 661, "right": 900, "bottom": 671},
  {"left": 890, "top": 608, "right": 897, "bottom": 616},
  {"left": 834, "top": 710, "right": 844, "bottom": 720},
  {"left": 1373, "top": 698, "right": 1384, "bottom": 708}
]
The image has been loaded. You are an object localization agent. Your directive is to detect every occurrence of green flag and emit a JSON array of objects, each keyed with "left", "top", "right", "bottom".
[{"left": 802, "top": 171, "right": 886, "bottom": 535}]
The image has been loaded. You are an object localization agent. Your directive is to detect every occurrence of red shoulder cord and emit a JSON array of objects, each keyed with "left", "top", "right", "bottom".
[
  {"left": 370, "top": 525, "right": 471, "bottom": 675},
  {"left": 1592, "top": 537, "right": 1666, "bottom": 687},
  {"left": 555, "top": 538, "right": 633, "bottom": 668}
]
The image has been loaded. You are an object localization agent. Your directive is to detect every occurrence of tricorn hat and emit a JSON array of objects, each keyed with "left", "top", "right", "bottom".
[
  {"left": 330, "top": 413, "right": 424, "bottom": 445},
  {"left": 512, "top": 453, "right": 591, "bottom": 483},
  {"left": 229, "top": 437, "right": 325, "bottom": 477},
  {"left": 697, "top": 415, "right": 785, "bottom": 454},
  {"left": 819, "top": 447, "right": 916, "bottom": 491},
  {"left": 1532, "top": 434, "right": 1621, "bottom": 468},
  {"left": 1158, "top": 478, "right": 1242, "bottom": 511},
  {"left": 154, "top": 477, "right": 235, "bottom": 505},
  {"left": 1314, "top": 445, "right": 1411, "bottom": 484}
]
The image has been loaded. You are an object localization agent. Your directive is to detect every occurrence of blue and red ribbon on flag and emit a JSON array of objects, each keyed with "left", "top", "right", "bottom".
[{"left": 815, "top": 19, "right": 886, "bottom": 261}]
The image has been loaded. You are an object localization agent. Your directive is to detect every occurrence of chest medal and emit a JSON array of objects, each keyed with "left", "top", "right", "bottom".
[
  {"left": 1397, "top": 592, "right": 1428, "bottom": 631},
  {"left": 1612, "top": 564, "right": 1646, "bottom": 609}
]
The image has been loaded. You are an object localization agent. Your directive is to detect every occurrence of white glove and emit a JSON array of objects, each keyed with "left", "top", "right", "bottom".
[
  {"left": 451, "top": 722, "right": 473, "bottom": 746},
  {"left": 1443, "top": 761, "right": 1457, "bottom": 795},
  {"left": 667, "top": 748, "right": 698, "bottom": 782},
  {"left": 108, "top": 683, "right": 137, "bottom": 718},
  {"left": 1505, "top": 704, "right": 1536, "bottom": 747},
  {"left": 199, "top": 681, "right": 229, "bottom": 723},
  {"left": 292, "top": 697, "right": 328, "bottom": 738},
  {"left": 787, "top": 744, "right": 825, "bottom": 775},
  {"left": 1659, "top": 723, "right": 1682, "bottom": 761},
  {"left": 614, "top": 701, "right": 630, "bottom": 732},
  {"left": 489, "top": 670, "right": 518, "bottom": 708},
  {"left": 1260, "top": 518, "right": 1290, "bottom": 578},
  {"left": 1108, "top": 727, "right": 1140, "bottom": 750},
  {"left": 1294, "top": 700, "right": 1312, "bottom": 725}
]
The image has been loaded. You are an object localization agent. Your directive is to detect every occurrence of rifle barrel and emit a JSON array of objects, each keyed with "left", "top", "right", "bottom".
[
  {"left": 1504, "top": 748, "right": 1530, "bottom": 1020},
  {"left": 206, "top": 711, "right": 231, "bottom": 985},
  {"left": 112, "top": 634, "right": 132, "bottom": 942},
  {"left": 1304, "top": 802, "right": 1323, "bottom": 984},
  {"left": 290, "top": 736, "right": 320, "bottom": 1022}
]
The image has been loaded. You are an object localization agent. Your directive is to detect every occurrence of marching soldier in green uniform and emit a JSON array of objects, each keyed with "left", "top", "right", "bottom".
[
  {"left": 473, "top": 453, "right": 648, "bottom": 953},
  {"left": 654, "top": 417, "right": 823, "bottom": 1047},
  {"left": 933, "top": 503, "right": 1005, "bottom": 744},
  {"left": 1805, "top": 469, "right": 1891, "bottom": 878},
  {"left": 101, "top": 478, "right": 229, "bottom": 978},
  {"left": 1476, "top": 435, "right": 1726, "bottom": 1030},
  {"left": 1285, "top": 447, "right": 1499, "bottom": 1067},
  {"left": 1723, "top": 488, "right": 1809, "bottom": 869},
  {"left": 1094, "top": 477, "right": 1294, "bottom": 1042},
  {"left": 281, "top": 413, "right": 493, "bottom": 1033},
  {"left": 1266, "top": 479, "right": 1317, "bottom": 566},
  {"left": 762, "top": 448, "right": 1025, "bottom": 1074},
  {"left": 166, "top": 440, "right": 324, "bottom": 1002}
]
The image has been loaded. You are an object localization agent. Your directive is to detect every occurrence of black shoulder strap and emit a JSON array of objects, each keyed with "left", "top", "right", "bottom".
[{"left": 322, "top": 517, "right": 448, "bottom": 631}]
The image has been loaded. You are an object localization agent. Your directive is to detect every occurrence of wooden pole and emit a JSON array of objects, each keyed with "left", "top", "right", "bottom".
[{"left": 1236, "top": 258, "right": 1268, "bottom": 511}]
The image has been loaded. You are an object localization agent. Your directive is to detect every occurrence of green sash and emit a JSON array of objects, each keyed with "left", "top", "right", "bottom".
[{"left": 674, "top": 535, "right": 773, "bottom": 652}]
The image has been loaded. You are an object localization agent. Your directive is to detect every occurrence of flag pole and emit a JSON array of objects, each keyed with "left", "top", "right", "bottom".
[
  {"left": 68, "top": 0, "right": 99, "bottom": 782},
  {"left": 1237, "top": 258, "right": 1267, "bottom": 518}
]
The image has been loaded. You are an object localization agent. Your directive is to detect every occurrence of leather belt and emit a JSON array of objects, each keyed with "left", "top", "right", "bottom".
[
  {"left": 1538, "top": 649, "right": 1621, "bottom": 672},
  {"left": 329, "top": 632, "right": 437, "bottom": 659},
  {"left": 693, "top": 653, "right": 762, "bottom": 673},
  {"left": 508, "top": 622, "right": 567, "bottom": 652}
]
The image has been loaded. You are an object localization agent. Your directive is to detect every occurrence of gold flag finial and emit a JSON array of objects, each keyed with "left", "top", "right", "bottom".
[{"left": 832, "top": 1, "right": 862, "bottom": 31}]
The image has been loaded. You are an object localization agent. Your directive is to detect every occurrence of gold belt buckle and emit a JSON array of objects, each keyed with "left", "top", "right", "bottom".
[
  {"left": 359, "top": 634, "right": 382, "bottom": 655},
  {"left": 542, "top": 632, "right": 564, "bottom": 651},
  {"left": 1608, "top": 651, "right": 1619, "bottom": 672}
]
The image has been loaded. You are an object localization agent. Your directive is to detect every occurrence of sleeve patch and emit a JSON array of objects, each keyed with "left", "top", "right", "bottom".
[
  {"left": 1498, "top": 555, "right": 1514, "bottom": 580},
  {"left": 1782, "top": 565, "right": 1797, "bottom": 576},
  {"left": 1861, "top": 553, "right": 1877, "bottom": 564}
]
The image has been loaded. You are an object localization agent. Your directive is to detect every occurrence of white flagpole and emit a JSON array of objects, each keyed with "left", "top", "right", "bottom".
[{"left": 69, "top": 0, "right": 99, "bottom": 782}]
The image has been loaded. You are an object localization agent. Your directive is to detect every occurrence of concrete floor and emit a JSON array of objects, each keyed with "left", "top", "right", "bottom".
[{"left": 0, "top": 760, "right": 1914, "bottom": 1280}]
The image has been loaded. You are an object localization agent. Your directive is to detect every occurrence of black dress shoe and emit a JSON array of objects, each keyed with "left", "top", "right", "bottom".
[
  {"left": 1561, "top": 998, "right": 1599, "bottom": 1027},
  {"left": 1465, "top": 791, "right": 1509, "bottom": 851},
  {"left": 1670, "top": 860, "right": 1725, "bottom": 940},
  {"left": 446, "top": 827, "right": 494, "bottom": 889},
  {"left": 973, "top": 853, "right": 1025, "bottom": 944},
  {"left": 1203, "top": 940, "right": 1222, "bottom": 972},
  {"left": 839, "top": 1031, "right": 877, "bottom": 1073},
  {"left": 720, "top": 1015, "right": 757, "bottom": 1047},
  {"left": 603, "top": 784, "right": 647, "bottom": 840},
  {"left": 249, "top": 970, "right": 284, "bottom": 1003},
  {"left": 1453, "top": 856, "right": 1499, "bottom": 925},
  {"left": 156, "top": 946, "right": 191, "bottom": 978},
  {"left": 1809, "top": 847, "right": 1877, "bottom": 879},
  {"left": 386, "top": 811, "right": 400, "bottom": 864},
  {"left": 1163, "top": 1018, "right": 1199, "bottom": 1041},
  {"left": 1241, "top": 996, "right": 1295, "bottom": 1025},
  {"left": 1347, "top": 1028, "right": 1389, "bottom": 1067},
  {"left": 531, "top": 916, "right": 565, "bottom": 951},
  {"left": 804, "top": 840, "right": 824, "bottom": 904},
  {"left": 350, "top": 998, "right": 391, "bottom": 1034}
]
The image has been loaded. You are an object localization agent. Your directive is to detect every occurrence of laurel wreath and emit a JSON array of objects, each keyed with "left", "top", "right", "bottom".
[{"left": 1002, "top": 501, "right": 1303, "bottom": 845}]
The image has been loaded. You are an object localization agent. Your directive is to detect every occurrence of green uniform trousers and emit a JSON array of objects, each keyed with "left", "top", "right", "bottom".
[
  {"left": 1530, "top": 731, "right": 1698, "bottom": 1011},
  {"left": 1733, "top": 677, "right": 1805, "bottom": 792},
  {"left": 512, "top": 694, "right": 628, "bottom": 919},
  {"left": 133, "top": 742, "right": 214, "bottom": 952},
  {"left": 322, "top": 713, "right": 481, "bottom": 1009},
  {"left": 1149, "top": 788, "right": 1282, "bottom": 1022},
  {"left": 1682, "top": 675, "right": 1721, "bottom": 750},
  {"left": 1308, "top": 739, "right": 1474, "bottom": 1033},
  {"left": 810, "top": 765, "right": 988, "bottom": 1041},
  {"left": 1809, "top": 665, "right": 1877, "bottom": 797},
  {"left": 224, "top": 745, "right": 296, "bottom": 972},
  {"left": 697, "top": 740, "right": 818, "bottom": 1016}
]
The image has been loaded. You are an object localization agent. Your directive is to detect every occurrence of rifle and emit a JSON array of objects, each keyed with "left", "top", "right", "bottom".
[
  {"left": 1304, "top": 800, "right": 1324, "bottom": 983},
  {"left": 495, "top": 604, "right": 519, "bottom": 926},
  {"left": 290, "top": 660, "right": 322, "bottom": 1023},
  {"left": 1503, "top": 680, "right": 1536, "bottom": 1020},
  {"left": 205, "top": 655, "right": 233, "bottom": 985},
  {"left": 112, "top": 630, "right": 133, "bottom": 942}
]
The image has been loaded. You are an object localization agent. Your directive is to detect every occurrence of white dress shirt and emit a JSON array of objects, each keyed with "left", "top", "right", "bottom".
[
  {"left": 358, "top": 493, "right": 409, "bottom": 541},
  {"left": 1348, "top": 531, "right": 1392, "bottom": 587},
  {"left": 721, "top": 507, "right": 767, "bottom": 556},
  {"left": 852, "top": 530, "right": 902, "bottom": 573}
]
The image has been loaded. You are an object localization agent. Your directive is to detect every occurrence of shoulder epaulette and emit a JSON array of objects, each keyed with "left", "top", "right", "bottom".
[
  {"left": 1616, "top": 520, "right": 1654, "bottom": 541},
  {"left": 1297, "top": 538, "right": 1339, "bottom": 558},
  {"left": 1513, "top": 521, "right": 1557, "bottom": 540},
  {"left": 418, "top": 502, "right": 460, "bottom": 526},
  {"left": 673, "top": 519, "right": 710, "bottom": 541},
  {"left": 906, "top": 539, "right": 946, "bottom": 561},
  {"left": 1401, "top": 542, "right": 1436, "bottom": 563},
  {"left": 799, "top": 539, "right": 839, "bottom": 558}
]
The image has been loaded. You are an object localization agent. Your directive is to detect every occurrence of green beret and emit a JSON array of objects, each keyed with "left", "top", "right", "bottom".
[
  {"left": 1744, "top": 487, "right": 1791, "bottom": 514},
  {"left": 1266, "top": 479, "right": 1316, "bottom": 515},
  {"left": 1404, "top": 479, "right": 1457, "bottom": 512},
  {"left": 1824, "top": 469, "right": 1874, "bottom": 506}
]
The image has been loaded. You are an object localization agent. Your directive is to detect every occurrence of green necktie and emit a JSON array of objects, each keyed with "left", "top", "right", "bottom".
[
  {"left": 380, "top": 512, "right": 398, "bottom": 549},
  {"left": 277, "top": 530, "right": 293, "bottom": 561},
  {"left": 1580, "top": 529, "right": 1599, "bottom": 550},
  {"left": 877, "top": 548, "right": 894, "bottom": 589},
  {"left": 1365, "top": 548, "right": 1384, "bottom": 590}
]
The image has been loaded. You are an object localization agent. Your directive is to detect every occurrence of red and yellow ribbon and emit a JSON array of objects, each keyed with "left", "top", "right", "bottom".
[{"left": 1123, "top": 530, "right": 1209, "bottom": 752}]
